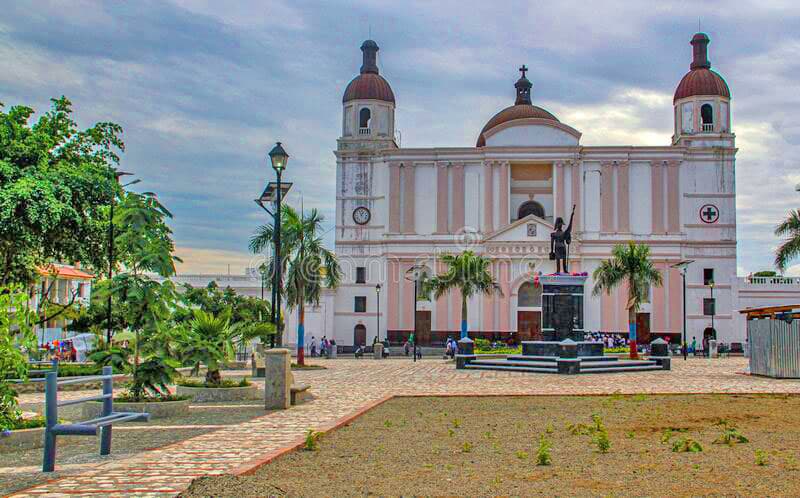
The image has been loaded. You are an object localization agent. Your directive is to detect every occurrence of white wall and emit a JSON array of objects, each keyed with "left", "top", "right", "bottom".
[{"left": 486, "top": 124, "right": 579, "bottom": 147}]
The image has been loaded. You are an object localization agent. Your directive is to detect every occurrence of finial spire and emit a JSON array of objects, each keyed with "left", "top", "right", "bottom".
[
  {"left": 360, "top": 39, "right": 379, "bottom": 74},
  {"left": 514, "top": 64, "right": 532, "bottom": 105}
]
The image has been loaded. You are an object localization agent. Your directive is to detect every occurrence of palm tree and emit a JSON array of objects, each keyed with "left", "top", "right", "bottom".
[
  {"left": 250, "top": 206, "right": 341, "bottom": 365},
  {"left": 424, "top": 250, "right": 501, "bottom": 340},
  {"left": 775, "top": 209, "right": 800, "bottom": 272},
  {"left": 592, "top": 242, "right": 662, "bottom": 359}
]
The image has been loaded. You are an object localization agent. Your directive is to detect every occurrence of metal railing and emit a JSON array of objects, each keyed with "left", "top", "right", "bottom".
[
  {"left": 745, "top": 276, "right": 800, "bottom": 285},
  {"left": 702, "top": 123, "right": 714, "bottom": 132},
  {"left": 42, "top": 366, "right": 150, "bottom": 472},
  {"left": 358, "top": 127, "right": 370, "bottom": 135}
]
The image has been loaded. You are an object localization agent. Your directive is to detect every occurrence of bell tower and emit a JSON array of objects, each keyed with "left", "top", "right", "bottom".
[
  {"left": 672, "top": 33, "right": 733, "bottom": 147},
  {"left": 339, "top": 40, "right": 397, "bottom": 151}
]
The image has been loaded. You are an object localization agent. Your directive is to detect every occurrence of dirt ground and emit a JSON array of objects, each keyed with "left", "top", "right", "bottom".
[
  {"left": 185, "top": 394, "right": 800, "bottom": 497},
  {"left": 0, "top": 400, "right": 267, "bottom": 496}
]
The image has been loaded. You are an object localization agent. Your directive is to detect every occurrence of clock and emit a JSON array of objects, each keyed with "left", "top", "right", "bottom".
[{"left": 353, "top": 206, "right": 371, "bottom": 225}]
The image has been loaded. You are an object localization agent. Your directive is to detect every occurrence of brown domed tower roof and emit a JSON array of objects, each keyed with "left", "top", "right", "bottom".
[
  {"left": 476, "top": 65, "right": 559, "bottom": 147},
  {"left": 342, "top": 40, "right": 395, "bottom": 104},
  {"left": 674, "top": 33, "right": 731, "bottom": 103}
]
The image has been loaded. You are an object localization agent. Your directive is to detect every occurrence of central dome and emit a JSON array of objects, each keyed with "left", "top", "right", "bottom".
[
  {"left": 476, "top": 104, "right": 559, "bottom": 147},
  {"left": 476, "top": 66, "right": 559, "bottom": 147},
  {"left": 342, "top": 40, "right": 395, "bottom": 104}
]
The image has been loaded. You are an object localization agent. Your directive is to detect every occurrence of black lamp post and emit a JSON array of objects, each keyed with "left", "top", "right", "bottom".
[
  {"left": 404, "top": 266, "right": 424, "bottom": 362},
  {"left": 255, "top": 143, "right": 291, "bottom": 350},
  {"left": 106, "top": 172, "right": 139, "bottom": 345},
  {"left": 709, "top": 281, "right": 715, "bottom": 338},
  {"left": 375, "top": 284, "right": 382, "bottom": 343},
  {"left": 671, "top": 260, "right": 694, "bottom": 361}
]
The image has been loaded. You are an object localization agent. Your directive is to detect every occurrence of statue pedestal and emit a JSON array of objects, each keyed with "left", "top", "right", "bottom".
[{"left": 540, "top": 274, "right": 587, "bottom": 342}]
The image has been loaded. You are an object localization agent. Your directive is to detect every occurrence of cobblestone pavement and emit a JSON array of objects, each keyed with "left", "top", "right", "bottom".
[{"left": 10, "top": 357, "right": 800, "bottom": 497}]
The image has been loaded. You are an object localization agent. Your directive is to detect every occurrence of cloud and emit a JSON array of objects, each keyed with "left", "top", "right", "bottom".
[{"left": 3, "top": 1, "right": 800, "bottom": 274}]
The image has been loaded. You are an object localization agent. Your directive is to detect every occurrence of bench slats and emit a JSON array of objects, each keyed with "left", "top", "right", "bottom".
[
  {"left": 57, "top": 393, "right": 112, "bottom": 407},
  {"left": 56, "top": 374, "right": 112, "bottom": 386}
]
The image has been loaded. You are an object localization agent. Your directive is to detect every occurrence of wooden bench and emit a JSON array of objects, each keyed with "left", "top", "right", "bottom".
[{"left": 42, "top": 366, "right": 150, "bottom": 472}]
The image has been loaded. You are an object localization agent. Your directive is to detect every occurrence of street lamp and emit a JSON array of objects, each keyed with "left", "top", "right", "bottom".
[
  {"left": 106, "top": 172, "right": 140, "bottom": 345},
  {"left": 404, "top": 265, "right": 425, "bottom": 362},
  {"left": 709, "top": 280, "right": 715, "bottom": 340},
  {"left": 671, "top": 259, "right": 694, "bottom": 360},
  {"left": 375, "top": 284, "right": 382, "bottom": 343},
  {"left": 255, "top": 143, "right": 292, "bottom": 351}
]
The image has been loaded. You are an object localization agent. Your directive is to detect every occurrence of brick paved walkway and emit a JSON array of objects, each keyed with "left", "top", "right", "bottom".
[{"left": 10, "top": 357, "right": 800, "bottom": 497}]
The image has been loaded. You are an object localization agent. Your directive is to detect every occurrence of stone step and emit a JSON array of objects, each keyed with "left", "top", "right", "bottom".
[
  {"left": 579, "top": 365, "right": 664, "bottom": 373},
  {"left": 580, "top": 360, "right": 658, "bottom": 369},
  {"left": 464, "top": 363, "right": 558, "bottom": 374},
  {"left": 470, "top": 359, "right": 559, "bottom": 368},
  {"left": 506, "top": 355, "right": 616, "bottom": 363}
]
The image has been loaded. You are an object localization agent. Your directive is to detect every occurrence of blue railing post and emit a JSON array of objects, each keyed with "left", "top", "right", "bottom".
[
  {"left": 51, "top": 357, "right": 59, "bottom": 375},
  {"left": 99, "top": 366, "right": 113, "bottom": 455},
  {"left": 42, "top": 371, "right": 58, "bottom": 472}
]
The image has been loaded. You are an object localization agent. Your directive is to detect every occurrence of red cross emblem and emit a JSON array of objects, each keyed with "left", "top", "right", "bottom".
[{"left": 699, "top": 204, "right": 719, "bottom": 224}]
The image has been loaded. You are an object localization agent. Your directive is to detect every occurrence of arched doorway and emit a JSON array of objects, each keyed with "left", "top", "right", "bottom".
[
  {"left": 354, "top": 324, "right": 367, "bottom": 347},
  {"left": 702, "top": 327, "right": 716, "bottom": 356}
]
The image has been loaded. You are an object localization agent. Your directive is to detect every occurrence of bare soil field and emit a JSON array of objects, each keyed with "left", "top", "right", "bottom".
[{"left": 184, "top": 394, "right": 800, "bottom": 497}]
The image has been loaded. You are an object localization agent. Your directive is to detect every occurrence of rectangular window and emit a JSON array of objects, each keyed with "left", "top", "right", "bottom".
[
  {"left": 703, "top": 268, "right": 714, "bottom": 286},
  {"left": 354, "top": 296, "right": 367, "bottom": 313},
  {"left": 78, "top": 283, "right": 86, "bottom": 298},
  {"left": 356, "top": 267, "right": 366, "bottom": 284},
  {"left": 703, "top": 298, "right": 716, "bottom": 316}
]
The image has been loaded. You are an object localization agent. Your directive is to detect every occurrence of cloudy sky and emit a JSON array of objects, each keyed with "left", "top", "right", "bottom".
[{"left": 2, "top": 0, "right": 799, "bottom": 275}]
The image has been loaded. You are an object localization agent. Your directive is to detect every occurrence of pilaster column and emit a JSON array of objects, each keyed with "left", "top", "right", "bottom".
[
  {"left": 651, "top": 161, "right": 665, "bottom": 234},
  {"left": 600, "top": 161, "right": 614, "bottom": 233},
  {"left": 570, "top": 160, "right": 581, "bottom": 232},
  {"left": 555, "top": 161, "right": 566, "bottom": 221},
  {"left": 388, "top": 163, "right": 401, "bottom": 233},
  {"left": 666, "top": 160, "right": 681, "bottom": 233},
  {"left": 498, "top": 162, "right": 510, "bottom": 228},
  {"left": 483, "top": 162, "right": 494, "bottom": 234},
  {"left": 617, "top": 160, "right": 630, "bottom": 233},
  {"left": 401, "top": 164, "right": 415, "bottom": 234},
  {"left": 436, "top": 163, "right": 449, "bottom": 234},
  {"left": 451, "top": 163, "right": 465, "bottom": 233}
]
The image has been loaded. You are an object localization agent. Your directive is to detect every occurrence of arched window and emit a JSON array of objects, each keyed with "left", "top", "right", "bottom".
[
  {"left": 518, "top": 201, "right": 545, "bottom": 220},
  {"left": 359, "top": 108, "right": 371, "bottom": 130},
  {"left": 700, "top": 104, "right": 714, "bottom": 131},
  {"left": 517, "top": 282, "right": 542, "bottom": 308}
]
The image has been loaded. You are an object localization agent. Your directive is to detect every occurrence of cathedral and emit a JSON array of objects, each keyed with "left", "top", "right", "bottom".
[{"left": 327, "top": 33, "right": 739, "bottom": 349}]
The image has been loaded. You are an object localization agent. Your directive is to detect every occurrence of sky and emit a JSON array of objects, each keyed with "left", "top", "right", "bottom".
[{"left": 2, "top": 0, "right": 800, "bottom": 276}]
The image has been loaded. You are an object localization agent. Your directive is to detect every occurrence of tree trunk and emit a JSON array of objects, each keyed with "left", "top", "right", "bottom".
[
  {"left": 460, "top": 294, "right": 468, "bottom": 340},
  {"left": 297, "top": 303, "right": 305, "bottom": 366},
  {"left": 205, "top": 368, "right": 221, "bottom": 386},
  {"left": 628, "top": 306, "right": 638, "bottom": 360}
]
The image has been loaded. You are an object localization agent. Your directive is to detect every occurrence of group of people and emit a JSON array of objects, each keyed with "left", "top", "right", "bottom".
[
  {"left": 584, "top": 332, "right": 629, "bottom": 349},
  {"left": 444, "top": 337, "right": 459, "bottom": 359},
  {"left": 307, "top": 336, "right": 335, "bottom": 357}
]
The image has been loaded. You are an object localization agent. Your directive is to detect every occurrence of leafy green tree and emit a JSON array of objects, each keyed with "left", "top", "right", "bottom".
[
  {"left": 0, "top": 97, "right": 122, "bottom": 286},
  {"left": 424, "top": 250, "right": 501, "bottom": 340},
  {"left": 250, "top": 206, "right": 341, "bottom": 365},
  {"left": 182, "top": 310, "right": 238, "bottom": 386},
  {"left": 176, "top": 282, "right": 274, "bottom": 344},
  {"left": 592, "top": 243, "right": 663, "bottom": 359},
  {"left": 1, "top": 287, "right": 37, "bottom": 430},
  {"left": 775, "top": 210, "right": 800, "bottom": 272}
]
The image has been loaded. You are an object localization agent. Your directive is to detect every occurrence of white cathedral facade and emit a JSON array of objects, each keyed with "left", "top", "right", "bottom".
[
  {"left": 171, "top": 34, "right": 800, "bottom": 352},
  {"left": 329, "top": 33, "right": 742, "bottom": 349}
]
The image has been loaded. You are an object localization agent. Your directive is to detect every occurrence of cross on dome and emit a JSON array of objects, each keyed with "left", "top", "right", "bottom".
[{"left": 519, "top": 64, "right": 529, "bottom": 78}]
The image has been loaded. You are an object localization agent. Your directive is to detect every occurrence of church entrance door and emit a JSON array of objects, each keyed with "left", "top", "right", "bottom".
[
  {"left": 415, "top": 311, "right": 432, "bottom": 346},
  {"left": 354, "top": 324, "right": 366, "bottom": 347},
  {"left": 517, "top": 311, "right": 542, "bottom": 342}
]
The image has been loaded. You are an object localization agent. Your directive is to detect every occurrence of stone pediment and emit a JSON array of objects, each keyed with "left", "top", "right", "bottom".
[
  {"left": 484, "top": 214, "right": 554, "bottom": 243},
  {"left": 483, "top": 215, "right": 580, "bottom": 258}
]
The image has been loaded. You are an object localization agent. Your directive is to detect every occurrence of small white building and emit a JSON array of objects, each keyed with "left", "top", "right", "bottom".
[{"left": 31, "top": 263, "right": 93, "bottom": 346}]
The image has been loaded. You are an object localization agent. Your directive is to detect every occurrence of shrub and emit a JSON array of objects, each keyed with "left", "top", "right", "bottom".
[
  {"left": 755, "top": 449, "right": 769, "bottom": 466},
  {"left": 516, "top": 450, "right": 529, "bottom": 460},
  {"left": 452, "top": 418, "right": 461, "bottom": 429},
  {"left": 536, "top": 434, "right": 552, "bottom": 466},
  {"left": 595, "top": 428, "right": 611, "bottom": 453},
  {"left": 178, "top": 378, "right": 251, "bottom": 388},
  {"left": 672, "top": 437, "right": 703, "bottom": 453},
  {"left": 714, "top": 426, "right": 749, "bottom": 446},
  {"left": 7, "top": 416, "right": 47, "bottom": 430},
  {"left": 567, "top": 422, "right": 592, "bottom": 436},
  {"left": 304, "top": 429, "right": 322, "bottom": 451},
  {"left": 462, "top": 442, "right": 473, "bottom": 453}
]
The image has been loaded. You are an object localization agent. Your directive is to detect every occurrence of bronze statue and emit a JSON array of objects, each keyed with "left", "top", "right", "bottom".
[{"left": 549, "top": 205, "right": 576, "bottom": 273}]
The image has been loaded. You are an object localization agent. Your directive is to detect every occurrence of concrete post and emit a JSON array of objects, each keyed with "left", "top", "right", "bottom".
[
  {"left": 263, "top": 348, "right": 291, "bottom": 410},
  {"left": 373, "top": 342, "right": 384, "bottom": 359}
]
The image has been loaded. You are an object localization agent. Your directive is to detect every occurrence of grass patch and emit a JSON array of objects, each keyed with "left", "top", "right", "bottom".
[{"left": 177, "top": 378, "right": 251, "bottom": 388}]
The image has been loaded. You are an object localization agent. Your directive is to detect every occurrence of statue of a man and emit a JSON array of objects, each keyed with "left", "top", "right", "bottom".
[{"left": 549, "top": 205, "right": 576, "bottom": 273}]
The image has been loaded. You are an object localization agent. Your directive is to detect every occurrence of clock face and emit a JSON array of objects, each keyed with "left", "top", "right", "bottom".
[{"left": 353, "top": 207, "right": 371, "bottom": 225}]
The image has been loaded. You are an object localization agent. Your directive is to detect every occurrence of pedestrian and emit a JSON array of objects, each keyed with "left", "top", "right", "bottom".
[
  {"left": 690, "top": 336, "right": 697, "bottom": 354},
  {"left": 310, "top": 336, "right": 317, "bottom": 357},
  {"left": 404, "top": 340, "right": 410, "bottom": 356}
]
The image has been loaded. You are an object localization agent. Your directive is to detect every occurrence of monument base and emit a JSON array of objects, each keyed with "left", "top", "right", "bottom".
[{"left": 521, "top": 341, "right": 604, "bottom": 358}]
